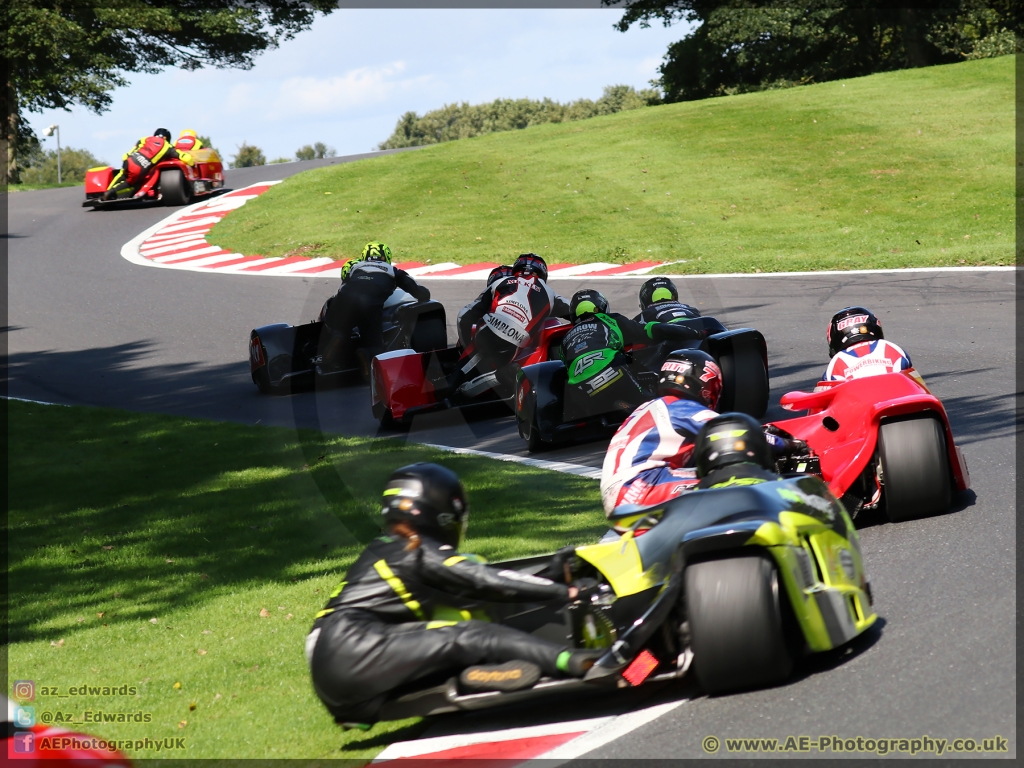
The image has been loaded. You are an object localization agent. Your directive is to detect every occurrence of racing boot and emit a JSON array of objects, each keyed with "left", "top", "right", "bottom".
[
  {"left": 459, "top": 660, "right": 542, "bottom": 693},
  {"left": 556, "top": 649, "right": 606, "bottom": 678}
]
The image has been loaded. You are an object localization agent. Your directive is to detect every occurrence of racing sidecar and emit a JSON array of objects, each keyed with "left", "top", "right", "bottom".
[
  {"left": 82, "top": 148, "right": 226, "bottom": 208},
  {"left": 374, "top": 473, "right": 875, "bottom": 722},
  {"left": 515, "top": 316, "right": 769, "bottom": 452},
  {"left": 249, "top": 289, "right": 448, "bottom": 395},
  {"left": 370, "top": 316, "right": 572, "bottom": 428},
  {"left": 769, "top": 370, "right": 970, "bottom": 522}
]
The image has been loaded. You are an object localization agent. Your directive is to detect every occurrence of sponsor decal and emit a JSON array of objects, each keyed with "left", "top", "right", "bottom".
[
  {"left": 700, "top": 360, "right": 722, "bottom": 383},
  {"left": 584, "top": 366, "right": 623, "bottom": 395},
  {"left": 778, "top": 487, "right": 835, "bottom": 519},
  {"left": 836, "top": 314, "right": 869, "bottom": 331},
  {"left": 661, "top": 361, "right": 692, "bottom": 374},
  {"left": 573, "top": 351, "right": 606, "bottom": 378},
  {"left": 839, "top": 548, "right": 856, "bottom": 580},
  {"left": 249, "top": 337, "right": 264, "bottom": 368},
  {"left": 484, "top": 313, "right": 529, "bottom": 345}
]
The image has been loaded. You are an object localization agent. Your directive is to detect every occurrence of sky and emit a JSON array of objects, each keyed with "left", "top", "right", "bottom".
[{"left": 28, "top": 8, "right": 692, "bottom": 166}]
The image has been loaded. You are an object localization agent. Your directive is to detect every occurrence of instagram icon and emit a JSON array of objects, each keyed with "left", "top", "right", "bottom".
[{"left": 13, "top": 680, "right": 35, "bottom": 702}]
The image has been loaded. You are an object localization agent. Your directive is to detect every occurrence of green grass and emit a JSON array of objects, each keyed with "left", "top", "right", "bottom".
[
  {"left": 208, "top": 57, "right": 1014, "bottom": 273},
  {"left": 6, "top": 181, "right": 82, "bottom": 192},
  {"left": 7, "top": 401, "right": 604, "bottom": 761}
]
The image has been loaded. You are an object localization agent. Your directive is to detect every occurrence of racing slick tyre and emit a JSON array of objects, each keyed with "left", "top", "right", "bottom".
[
  {"left": 252, "top": 367, "right": 287, "bottom": 396},
  {"left": 686, "top": 553, "right": 793, "bottom": 695},
  {"left": 878, "top": 416, "right": 952, "bottom": 523},
  {"left": 159, "top": 168, "right": 193, "bottom": 207},
  {"left": 410, "top": 315, "right": 447, "bottom": 353},
  {"left": 717, "top": 340, "right": 769, "bottom": 418}
]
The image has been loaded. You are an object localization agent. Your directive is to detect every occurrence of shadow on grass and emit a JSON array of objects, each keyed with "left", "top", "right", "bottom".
[{"left": 8, "top": 401, "right": 605, "bottom": 645}]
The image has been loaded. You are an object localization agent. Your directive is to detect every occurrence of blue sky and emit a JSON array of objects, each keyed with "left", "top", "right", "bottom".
[{"left": 28, "top": 9, "right": 691, "bottom": 166}]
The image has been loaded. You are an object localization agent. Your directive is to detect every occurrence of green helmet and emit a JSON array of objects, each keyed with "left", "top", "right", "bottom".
[
  {"left": 361, "top": 242, "right": 393, "bottom": 264},
  {"left": 340, "top": 259, "right": 355, "bottom": 282},
  {"left": 569, "top": 289, "right": 610, "bottom": 320}
]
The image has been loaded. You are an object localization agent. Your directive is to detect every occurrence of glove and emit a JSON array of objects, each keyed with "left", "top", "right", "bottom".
[
  {"left": 535, "top": 545, "right": 577, "bottom": 583},
  {"left": 569, "top": 577, "right": 601, "bottom": 604}
]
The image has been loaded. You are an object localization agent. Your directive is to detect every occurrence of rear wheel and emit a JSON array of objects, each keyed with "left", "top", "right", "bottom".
[
  {"left": 410, "top": 315, "right": 447, "bottom": 353},
  {"left": 252, "top": 367, "right": 286, "bottom": 396},
  {"left": 717, "top": 341, "right": 769, "bottom": 417},
  {"left": 159, "top": 168, "right": 193, "bottom": 207},
  {"left": 879, "top": 416, "right": 952, "bottom": 523},
  {"left": 686, "top": 553, "right": 793, "bottom": 695}
]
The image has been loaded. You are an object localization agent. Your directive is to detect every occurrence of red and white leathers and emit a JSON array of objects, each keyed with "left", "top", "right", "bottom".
[
  {"left": 822, "top": 339, "right": 912, "bottom": 382},
  {"left": 600, "top": 396, "right": 718, "bottom": 518},
  {"left": 482, "top": 275, "right": 559, "bottom": 348}
]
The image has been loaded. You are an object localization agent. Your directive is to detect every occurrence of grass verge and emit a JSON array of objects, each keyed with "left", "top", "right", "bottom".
[
  {"left": 7, "top": 400, "right": 604, "bottom": 761},
  {"left": 208, "top": 57, "right": 1013, "bottom": 273}
]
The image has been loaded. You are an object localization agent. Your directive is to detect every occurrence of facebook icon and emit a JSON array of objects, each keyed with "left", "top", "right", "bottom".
[{"left": 13, "top": 731, "right": 35, "bottom": 753}]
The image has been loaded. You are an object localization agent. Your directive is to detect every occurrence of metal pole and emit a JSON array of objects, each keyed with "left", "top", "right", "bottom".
[{"left": 56, "top": 126, "right": 62, "bottom": 184}]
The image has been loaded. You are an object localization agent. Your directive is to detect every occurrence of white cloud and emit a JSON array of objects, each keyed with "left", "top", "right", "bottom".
[{"left": 273, "top": 61, "right": 431, "bottom": 117}]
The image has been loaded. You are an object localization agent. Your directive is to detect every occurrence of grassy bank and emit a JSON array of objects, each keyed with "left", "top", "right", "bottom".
[
  {"left": 209, "top": 57, "right": 1013, "bottom": 273},
  {"left": 7, "top": 401, "right": 604, "bottom": 761}
]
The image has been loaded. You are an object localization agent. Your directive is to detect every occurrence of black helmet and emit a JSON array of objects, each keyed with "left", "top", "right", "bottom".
[
  {"left": 569, "top": 289, "right": 609, "bottom": 320},
  {"left": 657, "top": 349, "right": 722, "bottom": 409},
  {"left": 381, "top": 463, "right": 469, "bottom": 548},
  {"left": 695, "top": 412, "right": 774, "bottom": 478},
  {"left": 638, "top": 277, "right": 679, "bottom": 310},
  {"left": 487, "top": 265, "right": 515, "bottom": 286},
  {"left": 513, "top": 253, "right": 548, "bottom": 282},
  {"left": 827, "top": 306, "right": 883, "bottom": 357},
  {"left": 154, "top": 128, "right": 172, "bottom": 142}
]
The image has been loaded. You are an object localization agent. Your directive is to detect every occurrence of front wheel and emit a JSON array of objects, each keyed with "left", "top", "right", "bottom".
[
  {"left": 879, "top": 416, "right": 952, "bottom": 523},
  {"left": 717, "top": 341, "right": 769, "bottom": 418},
  {"left": 686, "top": 553, "right": 793, "bottom": 695}
]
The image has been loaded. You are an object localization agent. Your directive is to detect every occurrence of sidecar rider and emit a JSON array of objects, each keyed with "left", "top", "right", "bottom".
[
  {"left": 319, "top": 242, "right": 431, "bottom": 373},
  {"left": 448, "top": 253, "right": 569, "bottom": 393},
  {"left": 306, "top": 463, "right": 603, "bottom": 728},
  {"left": 694, "top": 412, "right": 780, "bottom": 489},
  {"left": 822, "top": 306, "right": 911, "bottom": 382},
  {"left": 103, "top": 128, "right": 194, "bottom": 200},
  {"left": 560, "top": 289, "right": 705, "bottom": 420},
  {"left": 600, "top": 349, "right": 723, "bottom": 522},
  {"left": 456, "top": 264, "right": 515, "bottom": 348},
  {"left": 634, "top": 277, "right": 702, "bottom": 324}
]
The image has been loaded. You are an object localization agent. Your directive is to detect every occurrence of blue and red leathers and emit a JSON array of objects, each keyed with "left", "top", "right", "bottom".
[
  {"left": 822, "top": 339, "right": 911, "bottom": 382},
  {"left": 600, "top": 395, "right": 718, "bottom": 518}
]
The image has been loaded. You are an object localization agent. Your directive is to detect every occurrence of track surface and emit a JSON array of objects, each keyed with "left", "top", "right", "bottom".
[{"left": 6, "top": 157, "right": 1016, "bottom": 758}]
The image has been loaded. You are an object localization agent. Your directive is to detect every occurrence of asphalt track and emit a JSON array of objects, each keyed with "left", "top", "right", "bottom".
[{"left": 5, "top": 155, "right": 1017, "bottom": 759}]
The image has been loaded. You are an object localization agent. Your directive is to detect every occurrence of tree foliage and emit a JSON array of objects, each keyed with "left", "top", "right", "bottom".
[
  {"left": 295, "top": 142, "right": 336, "bottom": 161},
  {"left": 231, "top": 142, "right": 265, "bottom": 168},
  {"left": 605, "top": 0, "right": 1020, "bottom": 102},
  {"left": 379, "top": 85, "right": 661, "bottom": 149},
  {"left": 20, "top": 146, "right": 105, "bottom": 185},
  {"left": 4, "top": 0, "right": 334, "bottom": 183}
]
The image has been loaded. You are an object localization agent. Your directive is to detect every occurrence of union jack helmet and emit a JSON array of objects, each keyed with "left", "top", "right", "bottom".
[{"left": 827, "top": 306, "right": 883, "bottom": 357}]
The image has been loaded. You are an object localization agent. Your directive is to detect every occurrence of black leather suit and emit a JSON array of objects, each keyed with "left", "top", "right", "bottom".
[{"left": 307, "top": 534, "right": 570, "bottom": 723}]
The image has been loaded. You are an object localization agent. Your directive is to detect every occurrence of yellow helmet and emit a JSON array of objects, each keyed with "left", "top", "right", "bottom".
[
  {"left": 179, "top": 129, "right": 197, "bottom": 138},
  {"left": 361, "top": 242, "right": 392, "bottom": 264},
  {"left": 340, "top": 259, "right": 355, "bottom": 282}
]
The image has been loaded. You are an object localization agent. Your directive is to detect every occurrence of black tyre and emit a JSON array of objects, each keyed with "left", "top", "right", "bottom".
[
  {"left": 378, "top": 408, "right": 409, "bottom": 432},
  {"left": 252, "top": 367, "right": 286, "bottom": 396},
  {"left": 410, "top": 315, "right": 447, "bottom": 353},
  {"left": 686, "top": 553, "right": 793, "bottom": 695},
  {"left": 879, "top": 416, "right": 952, "bottom": 523},
  {"left": 159, "top": 169, "right": 193, "bottom": 207},
  {"left": 717, "top": 342, "right": 769, "bottom": 418}
]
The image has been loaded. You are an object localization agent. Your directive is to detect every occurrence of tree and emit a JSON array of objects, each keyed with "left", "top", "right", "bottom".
[
  {"left": 296, "top": 142, "right": 337, "bottom": 160},
  {"left": 605, "top": 1, "right": 1020, "bottom": 102},
  {"left": 232, "top": 143, "right": 265, "bottom": 168},
  {"left": 378, "top": 85, "right": 661, "bottom": 149},
  {"left": 20, "top": 146, "right": 104, "bottom": 185},
  {"left": 4, "top": 1, "right": 335, "bottom": 184}
]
